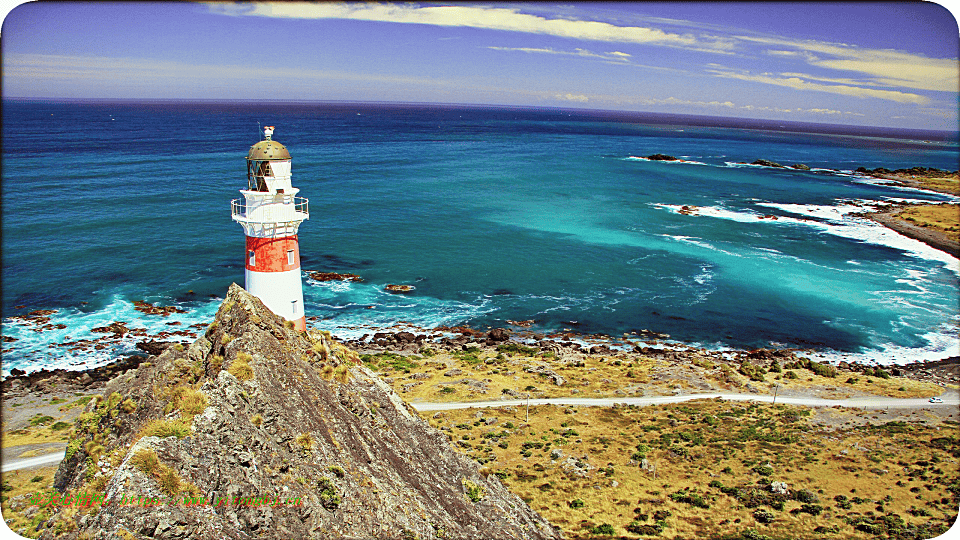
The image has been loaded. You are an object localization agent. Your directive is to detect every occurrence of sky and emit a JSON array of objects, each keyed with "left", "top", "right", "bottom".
[{"left": 2, "top": 1, "right": 959, "bottom": 131}]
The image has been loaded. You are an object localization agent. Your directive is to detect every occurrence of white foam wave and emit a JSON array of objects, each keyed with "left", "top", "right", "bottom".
[
  {"left": 304, "top": 282, "right": 497, "bottom": 340},
  {"left": 799, "top": 327, "right": 959, "bottom": 367},
  {"left": 757, "top": 202, "right": 960, "bottom": 274},
  {"left": 624, "top": 156, "right": 708, "bottom": 166},
  {"left": 1, "top": 296, "right": 219, "bottom": 376}
]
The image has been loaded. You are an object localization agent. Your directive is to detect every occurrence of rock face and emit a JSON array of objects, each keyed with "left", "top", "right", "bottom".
[{"left": 42, "top": 284, "right": 560, "bottom": 540}]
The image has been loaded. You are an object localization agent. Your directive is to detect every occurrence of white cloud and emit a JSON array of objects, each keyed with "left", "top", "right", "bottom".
[
  {"left": 740, "top": 34, "right": 958, "bottom": 93},
  {"left": 705, "top": 67, "right": 930, "bottom": 104},
  {"left": 206, "top": 2, "right": 957, "bottom": 99},
  {"left": 556, "top": 93, "right": 589, "bottom": 102},
  {"left": 207, "top": 2, "right": 738, "bottom": 53},
  {"left": 487, "top": 46, "right": 631, "bottom": 63}
]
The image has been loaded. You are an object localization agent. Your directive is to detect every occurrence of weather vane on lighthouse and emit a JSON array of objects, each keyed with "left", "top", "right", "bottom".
[{"left": 231, "top": 126, "right": 309, "bottom": 330}]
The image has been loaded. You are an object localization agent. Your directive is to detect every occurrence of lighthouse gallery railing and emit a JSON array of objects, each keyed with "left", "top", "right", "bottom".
[{"left": 231, "top": 197, "right": 309, "bottom": 224}]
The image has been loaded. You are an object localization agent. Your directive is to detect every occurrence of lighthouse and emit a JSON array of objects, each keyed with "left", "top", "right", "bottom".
[{"left": 231, "top": 126, "right": 309, "bottom": 330}]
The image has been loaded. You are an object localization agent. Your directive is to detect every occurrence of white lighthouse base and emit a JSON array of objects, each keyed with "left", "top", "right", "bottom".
[{"left": 245, "top": 267, "right": 306, "bottom": 330}]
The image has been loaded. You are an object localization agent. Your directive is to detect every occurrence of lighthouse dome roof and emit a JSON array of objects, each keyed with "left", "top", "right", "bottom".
[{"left": 247, "top": 139, "right": 291, "bottom": 161}]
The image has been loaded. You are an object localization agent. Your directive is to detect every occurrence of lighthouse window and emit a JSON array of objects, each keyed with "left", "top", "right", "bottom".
[
  {"left": 291, "top": 300, "right": 299, "bottom": 314},
  {"left": 287, "top": 249, "right": 295, "bottom": 266},
  {"left": 248, "top": 250, "right": 256, "bottom": 266}
]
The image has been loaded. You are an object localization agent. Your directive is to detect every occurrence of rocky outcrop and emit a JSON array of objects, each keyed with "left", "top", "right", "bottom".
[
  {"left": 307, "top": 271, "right": 363, "bottom": 282},
  {"left": 645, "top": 154, "right": 679, "bottom": 161},
  {"left": 384, "top": 284, "right": 415, "bottom": 293},
  {"left": 40, "top": 284, "right": 560, "bottom": 540},
  {"left": 855, "top": 166, "right": 958, "bottom": 178},
  {"left": 751, "top": 159, "right": 784, "bottom": 168}
]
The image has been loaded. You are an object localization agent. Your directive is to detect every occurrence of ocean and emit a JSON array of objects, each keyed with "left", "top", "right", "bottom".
[{"left": 2, "top": 100, "right": 958, "bottom": 375}]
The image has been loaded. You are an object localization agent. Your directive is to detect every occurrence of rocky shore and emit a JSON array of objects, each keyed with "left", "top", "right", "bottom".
[{"left": 864, "top": 204, "right": 959, "bottom": 257}]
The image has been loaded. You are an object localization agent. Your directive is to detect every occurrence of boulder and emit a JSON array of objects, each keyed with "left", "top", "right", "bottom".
[
  {"left": 645, "top": 154, "right": 679, "bottom": 161},
  {"left": 486, "top": 328, "right": 510, "bottom": 344}
]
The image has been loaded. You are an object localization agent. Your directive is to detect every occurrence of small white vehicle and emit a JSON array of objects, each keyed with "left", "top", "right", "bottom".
[{"left": 929, "top": 397, "right": 943, "bottom": 403}]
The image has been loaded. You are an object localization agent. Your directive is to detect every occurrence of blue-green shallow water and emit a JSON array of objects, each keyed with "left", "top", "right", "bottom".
[{"left": 2, "top": 100, "right": 958, "bottom": 374}]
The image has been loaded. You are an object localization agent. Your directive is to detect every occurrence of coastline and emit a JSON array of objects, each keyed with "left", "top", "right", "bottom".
[
  {"left": 857, "top": 171, "right": 960, "bottom": 258},
  {"left": 866, "top": 206, "right": 959, "bottom": 258}
]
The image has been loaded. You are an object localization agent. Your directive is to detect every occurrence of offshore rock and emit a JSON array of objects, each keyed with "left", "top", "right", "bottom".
[
  {"left": 41, "top": 283, "right": 560, "bottom": 540},
  {"left": 751, "top": 159, "right": 785, "bottom": 168}
]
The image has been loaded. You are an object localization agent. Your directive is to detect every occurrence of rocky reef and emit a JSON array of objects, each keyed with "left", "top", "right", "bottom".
[{"left": 39, "top": 284, "right": 560, "bottom": 540}]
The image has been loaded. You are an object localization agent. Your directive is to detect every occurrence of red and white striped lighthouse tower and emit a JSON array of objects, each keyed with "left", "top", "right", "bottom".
[{"left": 231, "top": 126, "right": 309, "bottom": 330}]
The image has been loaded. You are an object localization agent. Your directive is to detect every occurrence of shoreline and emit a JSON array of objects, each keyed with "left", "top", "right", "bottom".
[
  {"left": 865, "top": 206, "right": 960, "bottom": 258},
  {"left": 857, "top": 171, "right": 960, "bottom": 258},
  {"left": 2, "top": 168, "right": 957, "bottom": 380}
]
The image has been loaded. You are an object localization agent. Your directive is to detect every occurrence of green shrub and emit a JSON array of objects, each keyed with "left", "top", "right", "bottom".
[
  {"left": 462, "top": 479, "right": 485, "bottom": 503},
  {"left": 30, "top": 415, "right": 55, "bottom": 426},
  {"left": 753, "top": 508, "right": 776, "bottom": 523},
  {"left": 318, "top": 477, "right": 341, "bottom": 509},
  {"left": 569, "top": 498, "right": 585, "bottom": 509},
  {"left": 589, "top": 523, "right": 615, "bottom": 535},
  {"left": 806, "top": 361, "right": 836, "bottom": 378},
  {"left": 496, "top": 343, "right": 538, "bottom": 356}
]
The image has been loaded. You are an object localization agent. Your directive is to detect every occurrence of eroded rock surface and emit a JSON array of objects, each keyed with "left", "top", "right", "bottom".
[{"left": 41, "top": 284, "right": 560, "bottom": 540}]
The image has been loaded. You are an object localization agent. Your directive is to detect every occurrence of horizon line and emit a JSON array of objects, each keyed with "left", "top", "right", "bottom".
[{"left": 4, "top": 96, "right": 957, "bottom": 138}]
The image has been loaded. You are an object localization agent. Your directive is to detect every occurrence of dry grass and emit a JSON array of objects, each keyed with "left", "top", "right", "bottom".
[
  {"left": 296, "top": 432, "right": 315, "bottom": 451},
  {"left": 168, "top": 386, "right": 208, "bottom": 417},
  {"left": 432, "top": 399, "right": 959, "bottom": 539},
  {"left": 128, "top": 448, "right": 201, "bottom": 498},
  {"left": 896, "top": 203, "right": 960, "bottom": 242},
  {"left": 2, "top": 424, "right": 73, "bottom": 448},
  {"left": 227, "top": 352, "right": 254, "bottom": 382},
  {"left": 909, "top": 175, "right": 960, "bottom": 195},
  {"left": 137, "top": 418, "right": 191, "bottom": 439},
  {"left": 1, "top": 464, "right": 59, "bottom": 535},
  {"left": 373, "top": 348, "right": 943, "bottom": 405}
]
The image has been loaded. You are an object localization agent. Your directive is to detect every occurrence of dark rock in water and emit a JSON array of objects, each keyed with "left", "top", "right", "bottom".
[
  {"left": 9, "top": 367, "right": 24, "bottom": 376},
  {"left": 44, "top": 283, "right": 560, "bottom": 540},
  {"left": 385, "top": 284, "right": 415, "bottom": 293},
  {"left": 308, "top": 271, "right": 364, "bottom": 282},
  {"left": 646, "top": 153, "right": 679, "bottom": 161},
  {"left": 751, "top": 159, "right": 785, "bottom": 168},
  {"left": 90, "top": 321, "right": 129, "bottom": 336},
  {"left": 790, "top": 163, "right": 811, "bottom": 171}
]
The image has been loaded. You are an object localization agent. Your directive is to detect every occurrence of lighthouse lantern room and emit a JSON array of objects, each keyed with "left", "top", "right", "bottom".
[{"left": 231, "top": 126, "right": 309, "bottom": 330}]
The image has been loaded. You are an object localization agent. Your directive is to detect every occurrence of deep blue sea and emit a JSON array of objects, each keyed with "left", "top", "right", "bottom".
[{"left": 2, "top": 100, "right": 958, "bottom": 375}]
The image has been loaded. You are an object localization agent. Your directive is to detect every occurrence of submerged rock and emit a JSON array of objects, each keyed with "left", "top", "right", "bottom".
[{"left": 42, "top": 283, "right": 560, "bottom": 540}]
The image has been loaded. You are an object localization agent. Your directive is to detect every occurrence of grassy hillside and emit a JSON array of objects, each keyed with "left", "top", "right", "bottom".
[{"left": 431, "top": 400, "right": 958, "bottom": 539}]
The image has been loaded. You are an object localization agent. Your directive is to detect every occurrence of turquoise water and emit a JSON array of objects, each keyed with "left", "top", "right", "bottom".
[{"left": 2, "top": 100, "right": 958, "bottom": 374}]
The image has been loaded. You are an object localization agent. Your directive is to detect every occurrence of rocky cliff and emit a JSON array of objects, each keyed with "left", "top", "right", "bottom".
[{"left": 40, "top": 284, "right": 561, "bottom": 540}]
